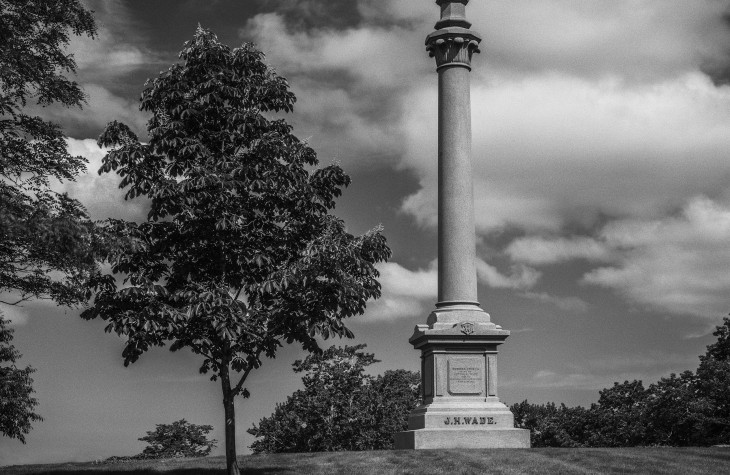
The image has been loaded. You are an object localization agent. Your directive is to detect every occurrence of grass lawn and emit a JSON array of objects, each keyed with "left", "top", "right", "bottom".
[{"left": 2, "top": 447, "right": 728, "bottom": 474}]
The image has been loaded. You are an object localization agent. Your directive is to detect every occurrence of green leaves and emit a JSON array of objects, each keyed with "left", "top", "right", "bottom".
[
  {"left": 248, "top": 345, "right": 421, "bottom": 453},
  {"left": 84, "top": 28, "right": 391, "bottom": 469},
  {"left": 1, "top": 1, "right": 103, "bottom": 310},
  {"left": 512, "top": 317, "right": 730, "bottom": 447},
  {"left": 0, "top": 316, "right": 43, "bottom": 443},
  {"left": 88, "top": 26, "right": 390, "bottom": 380},
  {"left": 137, "top": 419, "right": 217, "bottom": 459}
]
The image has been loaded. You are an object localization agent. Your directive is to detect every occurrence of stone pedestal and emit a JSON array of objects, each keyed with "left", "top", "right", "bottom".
[{"left": 394, "top": 307, "right": 529, "bottom": 449}]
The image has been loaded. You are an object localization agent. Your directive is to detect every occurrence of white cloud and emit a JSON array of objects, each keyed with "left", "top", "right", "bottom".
[
  {"left": 247, "top": 1, "right": 730, "bottom": 235},
  {"left": 357, "top": 0, "right": 430, "bottom": 25},
  {"left": 400, "top": 72, "right": 730, "bottom": 232},
  {"left": 0, "top": 303, "right": 30, "bottom": 327},
  {"left": 55, "top": 139, "right": 149, "bottom": 222},
  {"left": 364, "top": 258, "right": 541, "bottom": 321},
  {"left": 243, "top": 12, "right": 424, "bottom": 170},
  {"left": 27, "top": 83, "right": 148, "bottom": 140},
  {"left": 238, "top": 1, "right": 730, "bottom": 325},
  {"left": 506, "top": 236, "right": 612, "bottom": 265},
  {"left": 582, "top": 196, "right": 730, "bottom": 319},
  {"left": 472, "top": 0, "right": 730, "bottom": 82},
  {"left": 364, "top": 262, "right": 437, "bottom": 321},
  {"left": 475, "top": 259, "right": 540, "bottom": 290},
  {"left": 71, "top": 0, "right": 156, "bottom": 77}
]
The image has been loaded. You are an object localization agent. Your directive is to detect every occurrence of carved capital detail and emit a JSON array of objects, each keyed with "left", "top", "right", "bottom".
[{"left": 426, "top": 28, "right": 481, "bottom": 70}]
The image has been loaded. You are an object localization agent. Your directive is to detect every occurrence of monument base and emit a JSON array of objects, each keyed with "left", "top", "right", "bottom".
[
  {"left": 395, "top": 428, "right": 530, "bottom": 449},
  {"left": 396, "top": 306, "right": 531, "bottom": 449}
]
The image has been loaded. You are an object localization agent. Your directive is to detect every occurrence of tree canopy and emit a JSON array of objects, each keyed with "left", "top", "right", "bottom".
[
  {"left": 0, "top": 315, "right": 42, "bottom": 443},
  {"left": 137, "top": 419, "right": 217, "bottom": 459},
  {"left": 83, "top": 27, "right": 390, "bottom": 475},
  {"left": 248, "top": 344, "right": 421, "bottom": 453},
  {"left": 0, "top": 0, "right": 99, "bottom": 443},
  {"left": 0, "top": 0, "right": 101, "bottom": 307},
  {"left": 512, "top": 316, "right": 730, "bottom": 447}
]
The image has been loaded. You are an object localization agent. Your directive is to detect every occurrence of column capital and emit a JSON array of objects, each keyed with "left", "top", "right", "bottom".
[{"left": 426, "top": 27, "right": 481, "bottom": 70}]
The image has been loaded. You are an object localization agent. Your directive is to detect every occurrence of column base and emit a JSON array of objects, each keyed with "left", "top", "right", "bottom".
[
  {"left": 394, "top": 427, "right": 530, "bottom": 449},
  {"left": 397, "top": 305, "right": 531, "bottom": 449}
]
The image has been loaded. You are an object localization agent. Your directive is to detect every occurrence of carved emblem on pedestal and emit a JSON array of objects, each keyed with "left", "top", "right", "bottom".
[{"left": 460, "top": 321, "right": 475, "bottom": 335}]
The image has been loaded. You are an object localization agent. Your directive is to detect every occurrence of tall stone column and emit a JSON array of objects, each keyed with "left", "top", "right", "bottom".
[
  {"left": 394, "top": 0, "right": 530, "bottom": 449},
  {"left": 434, "top": 4, "right": 479, "bottom": 310}
]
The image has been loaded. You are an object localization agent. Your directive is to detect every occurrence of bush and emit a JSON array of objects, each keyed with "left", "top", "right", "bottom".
[
  {"left": 137, "top": 419, "right": 217, "bottom": 458},
  {"left": 248, "top": 345, "right": 420, "bottom": 452}
]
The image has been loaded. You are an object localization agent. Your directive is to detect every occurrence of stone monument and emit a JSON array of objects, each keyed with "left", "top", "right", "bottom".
[{"left": 394, "top": 0, "right": 531, "bottom": 449}]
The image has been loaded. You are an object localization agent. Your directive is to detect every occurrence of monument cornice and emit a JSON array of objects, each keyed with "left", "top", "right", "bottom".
[{"left": 426, "top": 27, "right": 482, "bottom": 70}]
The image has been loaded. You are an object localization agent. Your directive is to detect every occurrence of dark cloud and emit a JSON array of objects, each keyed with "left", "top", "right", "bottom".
[
  {"left": 258, "top": 0, "right": 362, "bottom": 31},
  {"left": 700, "top": 11, "right": 730, "bottom": 85}
]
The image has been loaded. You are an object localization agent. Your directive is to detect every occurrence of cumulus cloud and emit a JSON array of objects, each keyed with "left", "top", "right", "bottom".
[
  {"left": 72, "top": 0, "right": 156, "bottom": 77},
  {"left": 52, "top": 1, "right": 730, "bottom": 325},
  {"left": 582, "top": 196, "right": 730, "bottom": 319},
  {"left": 476, "top": 259, "right": 540, "bottom": 290},
  {"left": 364, "top": 259, "right": 542, "bottom": 322},
  {"left": 401, "top": 72, "right": 730, "bottom": 232},
  {"left": 506, "top": 236, "right": 612, "bottom": 265},
  {"left": 247, "top": 0, "right": 730, "bottom": 325},
  {"left": 28, "top": 1, "right": 157, "bottom": 139},
  {"left": 364, "top": 262, "right": 437, "bottom": 321},
  {"left": 54, "top": 139, "right": 149, "bottom": 222},
  {"left": 0, "top": 304, "right": 30, "bottom": 327},
  {"left": 246, "top": 1, "right": 730, "bottom": 236},
  {"left": 243, "top": 10, "right": 424, "bottom": 170},
  {"left": 32, "top": 84, "right": 148, "bottom": 139},
  {"left": 472, "top": 0, "right": 730, "bottom": 83},
  {"left": 501, "top": 196, "right": 730, "bottom": 319}
]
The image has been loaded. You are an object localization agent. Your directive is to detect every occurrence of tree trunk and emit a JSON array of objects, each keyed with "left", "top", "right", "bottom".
[{"left": 221, "top": 368, "right": 241, "bottom": 475}]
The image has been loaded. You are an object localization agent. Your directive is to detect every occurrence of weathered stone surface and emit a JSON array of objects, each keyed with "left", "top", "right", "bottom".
[
  {"left": 394, "top": 428, "right": 530, "bottom": 450},
  {"left": 406, "top": 399, "right": 516, "bottom": 430}
]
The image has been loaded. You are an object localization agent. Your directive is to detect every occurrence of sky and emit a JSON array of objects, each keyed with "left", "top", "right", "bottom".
[{"left": 3, "top": 0, "right": 730, "bottom": 465}]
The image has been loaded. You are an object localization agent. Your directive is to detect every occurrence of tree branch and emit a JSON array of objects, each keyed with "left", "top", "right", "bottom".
[
  {"left": 233, "top": 349, "right": 262, "bottom": 395},
  {"left": 0, "top": 296, "right": 31, "bottom": 306}
]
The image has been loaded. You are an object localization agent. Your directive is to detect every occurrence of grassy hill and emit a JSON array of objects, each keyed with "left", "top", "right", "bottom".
[{"left": 2, "top": 447, "right": 729, "bottom": 474}]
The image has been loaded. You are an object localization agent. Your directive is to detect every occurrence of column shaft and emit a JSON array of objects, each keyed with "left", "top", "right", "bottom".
[{"left": 437, "top": 64, "right": 478, "bottom": 307}]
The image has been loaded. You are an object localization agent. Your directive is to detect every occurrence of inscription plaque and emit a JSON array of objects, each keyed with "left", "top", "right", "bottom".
[{"left": 448, "top": 357, "right": 482, "bottom": 395}]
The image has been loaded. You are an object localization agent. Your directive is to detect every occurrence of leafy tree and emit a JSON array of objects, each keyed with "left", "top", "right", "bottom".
[
  {"left": 137, "top": 419, "right": 217, "bottom": 459},
  {"left": 694, "top": 317, "right": 730, "bottom": 444},
  {"left": 358, "top": 369, "right": 422, "bottom": 448},
  {"left": 511, "top": 400, "right": 589, "bottom": 447},
  {"left": 0, "top": 315, "right": 42, "bottom": 443},
  {"left": 0, "top": 0, "right": 100, "bottom": 442},
  {"left": 0, "top": 0, "right": 100, "bottom": 307},
  {"left": 512, "top": 316, "right": 730, "bottom": 448},
  {"left": 584, "top": 380, "right": 649, "bottom": 447},
  {"left": 248, "top": 345, "right": 420, "bottom": 453},
  {"left": 83, "top": 28, "right": 390, "bottom": 475},
  {"left": 643, "top": 371, "right": 710, "bottom": 446}
]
